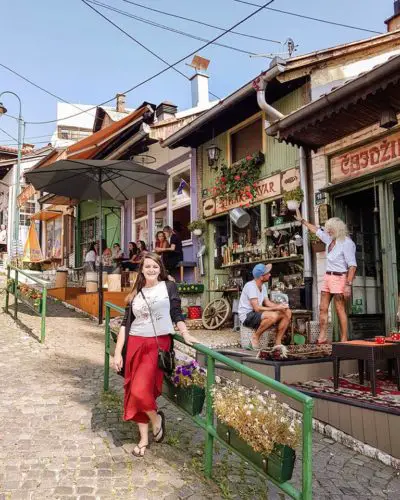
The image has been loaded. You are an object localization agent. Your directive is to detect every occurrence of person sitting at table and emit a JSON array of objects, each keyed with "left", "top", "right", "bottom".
[
  {"left": 83, "top": 243, "right": 97, "bottom": 273},
  {"left": 128, "top": 241, "right": 138, "bottom": 260},
  {"left": 132, "top": 240, "right": 148, "bottom": 263},
  {"left": 295, "top": 209, "right": 357, "bottom": 344},
  {"left": 112, "top": 243, "right": 124, "bottom": 260},
  {"left": 238, "top": 263, "right": 292, "bottom": 349},
  {"left": 102, "top": 247, "right": 114, "bottom": 273}
]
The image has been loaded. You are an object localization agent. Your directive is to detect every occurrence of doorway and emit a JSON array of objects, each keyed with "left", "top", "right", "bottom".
[{"left": 335, "top": 187, "right": 385, "bottom": 339}]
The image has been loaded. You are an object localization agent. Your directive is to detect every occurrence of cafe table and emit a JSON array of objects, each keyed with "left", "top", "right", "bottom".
[{"left": 332, "top": 340, "right": 400, "bottom": 396}]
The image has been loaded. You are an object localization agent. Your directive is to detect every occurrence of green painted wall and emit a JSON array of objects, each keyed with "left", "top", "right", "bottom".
[{"left": 201, "top": 85, "right": 305, "bottom": 191}]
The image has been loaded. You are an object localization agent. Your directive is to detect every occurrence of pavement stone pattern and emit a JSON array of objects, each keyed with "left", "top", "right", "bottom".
[{"left": 0, "top": 283, "right": 399, "bottom": 499}]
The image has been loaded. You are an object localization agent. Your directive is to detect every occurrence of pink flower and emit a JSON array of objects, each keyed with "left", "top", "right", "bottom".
[
  {"left": 234, "top": 175, "right": 241, "bottom": 181},
  {"left": 220, "top": 176, "right": 226, "bottom": 182},
  {"left": 246, "top": 155, "right": 252, "bottom": 161}
]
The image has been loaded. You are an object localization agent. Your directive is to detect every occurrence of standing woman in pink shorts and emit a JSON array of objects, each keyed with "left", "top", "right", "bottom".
[{"left": 295, "top": 209, "right": 357, "bottom": 344}]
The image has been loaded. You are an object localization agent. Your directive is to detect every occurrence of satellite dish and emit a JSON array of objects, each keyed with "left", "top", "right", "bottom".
[{"left": 229, "top": 208, "right": 250, "bottom": 229}]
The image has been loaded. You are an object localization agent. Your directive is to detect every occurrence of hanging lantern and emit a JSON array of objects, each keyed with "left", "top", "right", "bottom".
[{"left": 206, "top": 144, "right": 221, "bottom": 168}]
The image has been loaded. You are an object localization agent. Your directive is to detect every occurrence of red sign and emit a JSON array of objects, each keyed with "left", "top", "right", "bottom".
[
  {"left": 203, "top": 174, "right": 281, "bottom": 218},
  {"left": 330, "top": 132, "right": 400, "bottom": 184}
]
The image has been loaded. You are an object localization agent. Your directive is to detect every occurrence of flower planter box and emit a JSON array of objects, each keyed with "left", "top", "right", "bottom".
[
  {"left": 216, "top": 420, "right": 295, "bottom": 483},
  {"left": 163, "top": 378, "right": 205, "bottom": 416},
  {"left": 176, "top": 283, "right": 204, "bottom": 294},
  {"left": 19, "top": 294, "right": 42, "bottom": 313}
]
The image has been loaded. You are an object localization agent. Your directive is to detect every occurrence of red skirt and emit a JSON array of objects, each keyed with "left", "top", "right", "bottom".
[{"left": 123, "top": 334, "right": 171, "bottom": 423}]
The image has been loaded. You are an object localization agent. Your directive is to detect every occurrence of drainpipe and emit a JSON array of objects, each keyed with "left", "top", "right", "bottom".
[
  {"left": 299, "top": 146, "right": 313, "bottom": 310},
  {"left": 253, "top": 57, "right": 313, "bottom": 310},
  {"left": 252, "top": 58, "right": 287, "bottom": 124}
]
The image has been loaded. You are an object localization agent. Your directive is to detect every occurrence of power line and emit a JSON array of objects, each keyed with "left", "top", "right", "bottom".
[
  {"left": 0, "top": 62, "right": 94, "bottom": 116},
  {"left": 0, "top": 133, "right": 53, "bottom": 144},
  {"left": 121, "top": 0, "right": 282, "bottom": 45},
  {"left": 0, "top": 127, "right": 18, "bottom": 143},
  {"left": 26, "top": 0, "right": 275, "bottom": 125},
  {"left": 82, "top": 1, "right": 221, "bottom": 99},
  {"left": 87, "top": 0, "right": 260, "bottom": 57},
  {"left": 232, "top": 0, "right": 382, "bottom": 35},
  {"left": 0, "top": 140, "right": 52, "bottom": 148}
]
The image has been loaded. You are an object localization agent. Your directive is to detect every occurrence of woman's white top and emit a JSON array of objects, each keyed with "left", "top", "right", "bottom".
[
  {"left": 0, "top": 229, "right": 7, "bottom": 244},
  {"left": 316, "top": 228, "right": 357, "bottom": 273},
  {"left": 84, "top": 250, "right": 97, "bottom": 263},
  {"left": 129, "top": 281, "right": 174, "bottom": 337}
]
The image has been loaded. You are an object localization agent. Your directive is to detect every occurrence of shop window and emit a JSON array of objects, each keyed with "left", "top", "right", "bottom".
[
  {"left": 171, "top": 169, "right": 191, "bottom": 209},
  {"left": 19, "top": 200, "right": 36, "bottom": 227},
  {"left": 46, "top": 216, "right": 63, "bottom": 260},
  {"left": 152, "top": 207, "right": 167, "bottom": 248},
  {"left": 80, "top": 217, "right": 98, "bottom": 262},
  {"left": 134, "top": 196, "right": 148, "bottom": 219},
  {"left": 231, "top": 206, "right": 262, "bottom": 248},
  {"left": 231, "top": 118, "right": 262, "bottom": 163},
  {"left": 134, "top": 218, "right": 148, "bottom": 245},
  {"left": 172, "top": 205, "right": 191, "bottom": 242}
]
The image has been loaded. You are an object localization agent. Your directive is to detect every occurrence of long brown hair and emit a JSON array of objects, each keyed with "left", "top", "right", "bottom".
[{"left": 125, "top": 252, "right": 169, "bottom": 303}]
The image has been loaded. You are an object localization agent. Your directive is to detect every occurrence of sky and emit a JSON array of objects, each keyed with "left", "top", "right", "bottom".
[{"left": 0, "top": 0, "right": 395, "bottom": 147}]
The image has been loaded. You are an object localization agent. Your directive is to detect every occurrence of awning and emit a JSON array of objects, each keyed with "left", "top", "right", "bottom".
[
  {"left": 17, "top": 184, "right": 36, "bottom": 207},
  {"left": 30, "top": 209, "right": 62, "bottom": 221},
  {"left": 37, "top": 193, "right": 78, "bottom": 206}
]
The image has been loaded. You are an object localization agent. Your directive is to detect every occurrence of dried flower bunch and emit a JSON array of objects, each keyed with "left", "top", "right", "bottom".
[
  {"left": 17, "top": 283, "right": 42, "bottom": 301},
  {"left": 211, "top": 380, "right": 301, "bottom": 456},
  {"left": 213, "top": 151, "right": 264, "bottom": 203},
  {"left": 171, "top": 361, "right": 206, "bottom": 388}
]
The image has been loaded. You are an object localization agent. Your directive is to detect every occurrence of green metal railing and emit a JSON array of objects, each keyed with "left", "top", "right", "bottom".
[
  {"left": 5, "top": 265, "right": 48, "bottom": 343},
  {"left": 104, "top": 301, "right": 314, "bottom": 499}
]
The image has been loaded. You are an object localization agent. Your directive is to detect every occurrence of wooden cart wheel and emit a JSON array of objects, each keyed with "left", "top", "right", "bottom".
[{"left": 202, "top": 298, "right": 231, "bottom": 330}]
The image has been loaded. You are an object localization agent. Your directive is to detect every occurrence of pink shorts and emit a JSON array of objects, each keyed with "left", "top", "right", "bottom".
[{"left": 321, "top": 273, "right": 347, "bottom": 294}]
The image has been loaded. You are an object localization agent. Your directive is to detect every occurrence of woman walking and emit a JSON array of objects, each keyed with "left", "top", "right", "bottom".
[
  {"left": 113, "top": 252, "right": 198, "bottom": 457},
  {"left": 295, "top": 209, "right": 357, "bottom": 343}
]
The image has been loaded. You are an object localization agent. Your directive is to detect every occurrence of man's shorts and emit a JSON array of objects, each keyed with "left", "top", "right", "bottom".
[
  {"left": 321, "top": 273, "right": 347, "bottom": 294},
  {"left": 243, "top": 311, "right": 263, "bottom": 329}
]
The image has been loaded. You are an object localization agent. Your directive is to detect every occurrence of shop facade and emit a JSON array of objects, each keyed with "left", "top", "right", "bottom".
[{"left": 266, "top": 53, "right": 400, "bottom": 337}]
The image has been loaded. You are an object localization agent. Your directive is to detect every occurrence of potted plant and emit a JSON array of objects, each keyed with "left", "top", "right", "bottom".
[
  {"left": 283, "top": 187, "right": 304, "bottom": 211},
  {"left": 309, "top": 231, "right": 325, "bottom": 253},
  {"left": 163, "top": 361, "right": 206, "bottom": 415},
  {"left": 17, "top": 284, "right": 43, "bottom": 313},
  {"left": 211, "top": 380, "right": 301, "bottom": 483},
  {"left": 187, "top": 219, "right": 207, "bottom": 236},
  {"left": 6, "top": 278, "right": 15, "bottom": 294}
]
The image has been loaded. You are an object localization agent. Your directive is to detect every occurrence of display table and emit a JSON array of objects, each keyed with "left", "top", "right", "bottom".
[{"left": 332, "top": 340, "right": 400, "bottom": 396}]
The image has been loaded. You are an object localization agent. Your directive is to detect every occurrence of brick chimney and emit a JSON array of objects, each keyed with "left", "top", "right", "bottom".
[
  {"left": 385, "top": 1, "right": 400, "bottom": 31},
  {"left": 155, "top": 101, "right": 178, "bottom": 121},
  {"left": 116, "top": 93, "right": 126, "bottom": 113}
]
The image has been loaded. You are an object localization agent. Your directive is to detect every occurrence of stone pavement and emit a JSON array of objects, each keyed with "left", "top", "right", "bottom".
[{"left": 0, "top": 286, "right": 399, "bottom": 499}]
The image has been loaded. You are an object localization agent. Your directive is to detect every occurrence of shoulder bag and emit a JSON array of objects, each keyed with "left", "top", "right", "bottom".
[{"left": 140, "top": 290, "right": 176, "bottom": 376}]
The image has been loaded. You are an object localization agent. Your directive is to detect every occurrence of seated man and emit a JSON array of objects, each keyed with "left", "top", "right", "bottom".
[{"left": 238, "top": 263, "right": 292, "bottom": 349}]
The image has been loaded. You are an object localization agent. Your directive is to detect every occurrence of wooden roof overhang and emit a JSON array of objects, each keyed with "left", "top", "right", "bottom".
[{"left": 266, "top": 55, "right": 400, "bottom": 151}]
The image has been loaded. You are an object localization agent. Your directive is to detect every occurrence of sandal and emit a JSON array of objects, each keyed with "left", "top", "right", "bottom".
[
  {"left": 132, "top": 443, "right": 149, "bottom": 457},
  {"left": 153, "top": 411, "right": 166, "bottom": 443},
  {"left": 245, "top": 344, "right": 260, "bottom": 351},
  {"left": 316, "top": 340, "right": 329, "bottom": 345}
]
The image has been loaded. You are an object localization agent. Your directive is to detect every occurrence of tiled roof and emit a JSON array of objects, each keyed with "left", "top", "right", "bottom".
[
  {"left": 0, "top": 145, "right": 35, "bottom": 155},
  {"left": 67, "top": 105, "right": 149, "bottom": 160}
]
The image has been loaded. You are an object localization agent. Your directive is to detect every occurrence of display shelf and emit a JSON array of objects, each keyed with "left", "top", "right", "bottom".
[
  {"left": 265, "top": 221, "right": 302, "bottom": 232},
  {"left": 221, "top": 255, "right": 303, "bottom": 268}
]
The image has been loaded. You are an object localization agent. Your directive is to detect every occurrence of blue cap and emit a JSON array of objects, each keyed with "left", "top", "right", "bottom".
[{"left": 252, "top": 263, "right": 272, "bottom": 279}]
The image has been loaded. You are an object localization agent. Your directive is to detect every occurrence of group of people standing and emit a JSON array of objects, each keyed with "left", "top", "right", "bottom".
[{"left": 83, "top": 225, "right": 183, "bottom": 276}]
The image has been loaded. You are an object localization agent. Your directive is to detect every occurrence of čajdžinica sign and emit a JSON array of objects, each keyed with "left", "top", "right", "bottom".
[
  {"left": 330, "top": 131, "right": 400, "bottom": 184},
  {"left": 202, "top": 169, "right": 299, "bottom": 218}
]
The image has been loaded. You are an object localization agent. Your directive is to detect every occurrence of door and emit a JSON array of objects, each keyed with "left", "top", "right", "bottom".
[
  {"left": 334, "top": 187, "right": 385, "bottom": 339},
  {"left": 386, "top": 181, "right": 400, "bottom": 330},
  {"left": 105, "top": 210, "right": 120, "bottom": 249}
]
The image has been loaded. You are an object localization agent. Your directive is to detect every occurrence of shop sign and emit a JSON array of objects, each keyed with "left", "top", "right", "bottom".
[
  {"left": 17, "top": 184, "right": 36, "bottom": 207},
  {"left": 281, "top": 168, "right": 300, "bottom": 192},
  {"left": 330, "top": 131, "right": 400, "bottom": 183},
  {"left": 202, "top": 174, "right": 281, "bottom": 218}
]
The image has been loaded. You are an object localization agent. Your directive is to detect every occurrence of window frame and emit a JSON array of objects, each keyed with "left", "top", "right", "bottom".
[
  {"left": 151, "top": 202, "right": 167, "bottom": 249},
  {"left": 227, "top": 111, "right": 266, "bottom": 166},
  {"left": 167, "top": 162, "right": 192, "bottom": 246}
]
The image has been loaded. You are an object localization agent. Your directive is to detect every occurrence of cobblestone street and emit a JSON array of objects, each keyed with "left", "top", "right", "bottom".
[{"left": 0, "top": 288, "right": 400, "bottom": 499}]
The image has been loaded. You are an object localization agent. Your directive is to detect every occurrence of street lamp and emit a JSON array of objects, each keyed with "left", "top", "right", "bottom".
[{"left": 0, "top": 91, "right": 25, "bottom": 258}]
